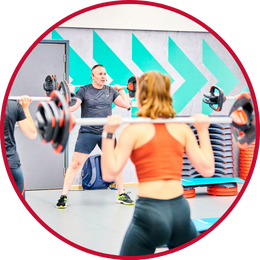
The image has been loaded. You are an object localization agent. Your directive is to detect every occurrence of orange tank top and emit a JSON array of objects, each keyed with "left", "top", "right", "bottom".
[{"left": 130, "top": 124, "right": 184, "bottom": 182}]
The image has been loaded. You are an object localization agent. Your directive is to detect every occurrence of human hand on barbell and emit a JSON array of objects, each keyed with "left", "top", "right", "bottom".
[
  {"left": 112, "top": 84, "right": 122, "bottom": 91},
  {"left": 103, "top": 115, "right": 123, "bottom": 134},
  {"left": 191, "top": 114, "right": 210, "bottom": 131},
  {"left": 67, "top": 83, "right": 76, "bottom": 93},
  {"left": 18, "top": 95, "right": 33, "bottom": 109}
]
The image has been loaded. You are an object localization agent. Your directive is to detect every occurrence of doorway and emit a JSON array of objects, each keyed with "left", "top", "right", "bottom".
[{"left": 11, "top": 40, "right": 69, "bottom": 190}]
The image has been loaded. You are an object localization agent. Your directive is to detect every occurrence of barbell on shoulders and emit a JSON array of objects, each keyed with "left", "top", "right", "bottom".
[
  {"left": 9, "top": 75, "right": 138, "bottom": 107},
  {"left": 44, "top": 74, "right": 138, "bottom": 97},
  {"left": 65, "top": 76, "right": 138, "bottom": 98},
  {"left": 35, "top": 90, "right": 256, "bottom": 154}
]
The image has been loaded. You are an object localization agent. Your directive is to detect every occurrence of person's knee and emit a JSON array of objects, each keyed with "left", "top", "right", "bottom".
[{"left": 70, "top": 158, "right": 82, "bottom": 171}]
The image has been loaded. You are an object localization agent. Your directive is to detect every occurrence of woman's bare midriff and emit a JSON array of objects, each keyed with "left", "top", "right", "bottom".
[{"left": 137, "top": 180, "right": 184, "bottom": 199}]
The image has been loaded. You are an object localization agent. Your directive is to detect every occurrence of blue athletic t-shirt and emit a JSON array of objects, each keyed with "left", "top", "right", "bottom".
[{"left": 76, "top": 84, "right": 119, "bottom": 134}]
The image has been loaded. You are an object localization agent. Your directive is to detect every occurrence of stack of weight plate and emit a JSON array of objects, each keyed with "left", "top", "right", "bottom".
[{"left": 182, "top": 122, "right": 236, "bottom": 198}]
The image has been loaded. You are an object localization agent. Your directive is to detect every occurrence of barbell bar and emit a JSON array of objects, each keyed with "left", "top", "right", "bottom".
[
  {"left": 8, "top": 96, "right": 51, "bottom": 101},
  {"left": 205, "top": 94, "right": 236, "bottom": 100},
  {"left": 35, "top": 90, "right": 255, "bottom": 154},
  {"left": 9, "top": 73, "right": 137, "bottom": 105},
  {"left": 72, "top": 75, "right": 138, "bottom": 93},
  {"left": 9, "top": 82, "right": 135, "bottom": 103},
  {"left": 72, "top": 85, "right": 128, "bottom": 88},
  {"left": 75, "top": 116, "right": 233, "bottom": 126},
  {"left": 44, "top": 74, "right": 138, "bottom": 97},
  {"left": 9, "top": 78, "right": 74, "bottom": 105}
]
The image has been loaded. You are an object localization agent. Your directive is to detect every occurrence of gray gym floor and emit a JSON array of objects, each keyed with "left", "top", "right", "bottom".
[{"left": 26, "top": 184, "right": 243, "bottom": 256}]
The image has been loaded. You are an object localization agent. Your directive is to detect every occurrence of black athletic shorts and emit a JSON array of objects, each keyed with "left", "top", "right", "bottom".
[{"left": 75, "top": 128, "right": 116, "bottom": 154}]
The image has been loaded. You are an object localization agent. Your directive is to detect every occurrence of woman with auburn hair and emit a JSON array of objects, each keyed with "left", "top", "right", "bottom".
[{"left": 101, "top": 71, "right": 214, "bottom": 256}]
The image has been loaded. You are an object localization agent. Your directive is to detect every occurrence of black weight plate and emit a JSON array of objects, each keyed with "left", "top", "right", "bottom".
[
  {"left": 43, "top": 75, "right": 58, "bottom": 97},
  {"left": 59, "top": 81, "right": 71, "bottom": 106},
  {"left": 47, "top": 100, "right": 60, "bottom": 144},
  {"left": 35, "top": 102, "right": 53, "bottom": 143},
  {"left": 69, "top": 93, "right": 77, "bottom": 106},
  {"left": 50, "top": 90, "right": 70, "bottom": 154}
]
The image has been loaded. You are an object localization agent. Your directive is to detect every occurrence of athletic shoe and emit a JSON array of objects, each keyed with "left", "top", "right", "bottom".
[
  {"left": 56, "top": 195, "right": 67, "bottom": 209},
  {"left": 117, "top": 193, "right": 134, "bottom": 205}
]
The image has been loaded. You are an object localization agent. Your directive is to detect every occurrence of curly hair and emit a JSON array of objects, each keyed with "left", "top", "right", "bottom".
[{"left": 137, "top": 71, "right": 176, "bottom": 119}]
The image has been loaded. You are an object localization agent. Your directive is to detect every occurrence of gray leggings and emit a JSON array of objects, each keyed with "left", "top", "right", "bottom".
[{"left": 120, "top": 195, "right": 198, "bottom": 256}]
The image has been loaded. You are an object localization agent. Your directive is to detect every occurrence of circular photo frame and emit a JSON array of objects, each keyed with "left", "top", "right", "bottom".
[{"left": 0, "top": 0, "right": 259, "bottom": 259}]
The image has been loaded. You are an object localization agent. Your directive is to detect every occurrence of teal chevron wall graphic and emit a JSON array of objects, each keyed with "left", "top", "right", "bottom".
[
  {"left": 132, "top": 34, "right": 174, "bottom": 83},
  {"left": 202, "top": 40, "right": 239, "bottom": 115},
  {"left": 48, "top": 28, "right": 248, "bottom": 184},
  {"left": 240, "top": 85, "right": 249, "bottom": 93},
  {"left": 93, "top": 31, "right": 134, "bottom": 86},
  {"left": 50, "top": 28, "right": 246, "bottom": 116},
  {"left": 168, "top": 37, "right": 207, "bottom": 113},
  {"left": 52, "top": 30, "right": 91, "bottom": 87},
  {"left": 93, "top": 30, "right": 133, "bottom": 109}
]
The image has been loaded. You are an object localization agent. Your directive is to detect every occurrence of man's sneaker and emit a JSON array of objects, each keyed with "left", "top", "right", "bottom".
[
  {"left": 117, "top": 193, "right": 134, "bottom": 205},
  {"left": 56, "top": 195, "right": 67, "bottom": 209}
]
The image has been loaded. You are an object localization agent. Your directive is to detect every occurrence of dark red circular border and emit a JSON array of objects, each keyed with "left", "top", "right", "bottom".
[{"left": 0, "top": 1, "right": 259, "bottom": 259}]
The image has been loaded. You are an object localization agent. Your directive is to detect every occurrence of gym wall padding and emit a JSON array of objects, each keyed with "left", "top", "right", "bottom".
[{"left": 44, "top": 28, "right": 248, "bottom": 185}]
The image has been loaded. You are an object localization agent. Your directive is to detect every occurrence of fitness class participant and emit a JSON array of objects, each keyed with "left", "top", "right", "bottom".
[
  {"left": 101, "top": 71, "right": 215, "bottom": 256},
  {"left": 4, "top": 96, "right": 37, "bottom": 199},
  {"left": 56, "top": 64, "right": 134, "bottom": 209}
]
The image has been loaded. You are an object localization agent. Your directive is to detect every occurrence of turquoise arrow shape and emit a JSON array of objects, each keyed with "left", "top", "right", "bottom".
[
  {"left": 240, "top": 85, "right": 250, "bottom": 94},
  {"left": 93, "top": 31, "right": 134, "bottom": 86},
  {"left": 52, "top": 30, "right": 91, "bottom": 89},
  {"left": 132, "top": 34, "right": 174, "bottom": 83},
  {"left": 202, "top": 40, "right": 239, "bottom": 114},
  {"left": 168, "top": 37, "right": 207, "bottom": 113}
]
